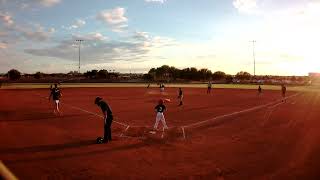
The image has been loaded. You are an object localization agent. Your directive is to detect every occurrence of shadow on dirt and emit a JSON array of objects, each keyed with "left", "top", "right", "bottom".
[
  {"left": 0, "top": 112, "right": 88, "bottom": 122},
  {"left": 0, "top": 139, "right": 96, "bottom": 154},
  {"left": 4, "top": 141, "right": 153, "bottom": 164}
]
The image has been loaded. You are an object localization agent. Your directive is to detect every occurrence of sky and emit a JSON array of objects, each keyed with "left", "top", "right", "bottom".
[{"left": 1, "top": 0, "right": 320, "bottom": 75}]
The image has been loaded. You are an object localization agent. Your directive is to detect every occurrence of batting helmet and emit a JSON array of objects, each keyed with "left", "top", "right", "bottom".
[{"left": 95, "top": 97, "right": 102, "bottom": 104}]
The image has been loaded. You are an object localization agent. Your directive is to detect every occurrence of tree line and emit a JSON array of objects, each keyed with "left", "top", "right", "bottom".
[
  {"left": 2, "top": 67, "right": 309, "bottom": 85},
  {"left": 144, "top": 65, "right": 233, "bottom": 82}
]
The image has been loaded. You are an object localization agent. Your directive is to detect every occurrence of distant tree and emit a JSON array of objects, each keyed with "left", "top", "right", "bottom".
[
  {"left": 212, "top": 71, "right": 226, "bottom": 80},
  {"left": 235, "top": 71, "right": 251, "bottom": 80},
  {"left": 34, "top": 72, "right": 43, "bottom": 79},
  {"left": 187, "top": 67, "right": 198, "bottom": 80},
  {"left": 7, "top": 69, "right": 21, "bottom": 80},
  {"left": 84, "top": 70, "right": 98, "bottom": 79},
  {"left": 97, "top": 69, "right": 109, "bottom": 79},
  {"left": 169, "top": 66, "right": 180, "bottom": 80},
  {"left": 198, "top": 68, "right": 212, "bottom": 80},
  {"left": 225, "top": 74, "right": 233, "bottom": 83},
  {"left": 142, "top": 73, "right": 154, "bottom": 81}
]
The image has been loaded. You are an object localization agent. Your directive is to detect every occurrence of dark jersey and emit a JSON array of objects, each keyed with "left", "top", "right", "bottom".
[
  {"left": 282, "top": 86, "right": 286, "bottom": 93},
  {"left": 258, "top": 86, "right": 262, "bottom": 93},
  {"left": 179, "top": 89, "right": 183, "bottom": 96},
  {"left": 99, "top": 101, "right": 113, "bottom": 120},
  {"left": 155, "top": 104, "right": 166, "bottom": 113},
  {"left": 50, "top": 88, "right": 61, "bottom": 100}
]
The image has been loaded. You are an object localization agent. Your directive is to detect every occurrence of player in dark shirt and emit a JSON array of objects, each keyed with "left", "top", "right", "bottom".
[
  {"left": 258, "top": 85, "right": 262, "bottom": 96},
  {"left": 207, "top": 81, "right": 212, "bottom": 94},
  {"left": 153, "top": 99, "right": 168, "bottom": 130},
  {"left": 49, "top": 84, "right": 62, "bottom": 115},
  {"left": 178, "top": 88, "right": 183, "bottom": 106},
  {"left": 95, "top": 97, "right": 113, "bottom": 143},
  {"left": 281, "top": 84, "right": 287, "bottom": 102}
]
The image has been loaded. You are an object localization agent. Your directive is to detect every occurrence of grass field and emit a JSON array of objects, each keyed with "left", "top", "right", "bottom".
[{"left": 0, "top": 82, "right": 314, "bottom": 92}]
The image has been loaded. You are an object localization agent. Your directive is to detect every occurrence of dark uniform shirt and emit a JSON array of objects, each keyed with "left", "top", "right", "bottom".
[
  {"left": 99, "top": 101, "right": 113, "bottom": 121},
  {"left": 50, "top": 88, "right": 61, "bottom": 100},
  {"left": 155, "top": 104, "right": 166, "bottom": 113},
  {"left": 282, "top": 86, "right": 286, "bottom": 94},
  {"left": 258, "top": 86, "right": 262, "bottom": 93},
  {"left": 179, "top": 89, "right": 183, "bottom": 96}
]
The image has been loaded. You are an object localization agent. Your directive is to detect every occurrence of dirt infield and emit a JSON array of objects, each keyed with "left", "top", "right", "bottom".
[{"left": 1, "top": 87, "right": 320, "bottom": 179}]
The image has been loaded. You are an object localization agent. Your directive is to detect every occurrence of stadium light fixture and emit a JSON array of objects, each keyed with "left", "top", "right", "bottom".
[{"left": 75, "top": 39, "right": 84, "bottom": 73}]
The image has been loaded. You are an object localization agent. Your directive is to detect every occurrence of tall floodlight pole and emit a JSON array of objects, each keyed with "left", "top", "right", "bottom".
[
  {"left": 250, "top": 40, "right": 256, "bottom": 76},
  {"left": 76, "top": 39, "right": 84, "bottom": 73}
]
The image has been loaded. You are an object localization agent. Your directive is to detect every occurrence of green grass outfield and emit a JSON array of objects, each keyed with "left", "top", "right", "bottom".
[{"left": 0, "top": 82, "right": 316, "bottom": 92}]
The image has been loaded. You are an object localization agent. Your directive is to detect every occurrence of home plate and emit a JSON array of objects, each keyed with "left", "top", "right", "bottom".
[{"left": 149, "top": 130, "right": 156, "bottom": 134}]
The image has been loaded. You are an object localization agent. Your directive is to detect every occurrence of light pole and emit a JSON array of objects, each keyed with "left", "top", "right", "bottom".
[
  {"left": 250, "top": 40, "right": 256, "bottom": 76},
  {"left": 76, "top": 39, "right": 84, "bottom": 73}
]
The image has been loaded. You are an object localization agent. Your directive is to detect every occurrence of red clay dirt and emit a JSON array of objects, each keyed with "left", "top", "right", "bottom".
[{"left": 1, "top": 87, "right": 319, "bottom": 179}]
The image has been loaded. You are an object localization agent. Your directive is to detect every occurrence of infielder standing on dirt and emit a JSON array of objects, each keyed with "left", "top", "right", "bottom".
[
  {"left": 154, "top": 99, "right": 168, "bottom": 130},
  {"left": 258, "top": 85, "right": 262, "bottom": 96},
  {"left": 207, "top": 81, "right": 212, "bottom": 94},
  {"left": 95, "top": 97, "right": 113, "bottom": 143},
  {"left": 281, "top": 84, "right": 286, "bottom": 101},
  {"left": 178, "top": 88, "right": 183, "bottom": 106},
  {"left": 49, "top": 83, "right": 62, "bottom": 115}
]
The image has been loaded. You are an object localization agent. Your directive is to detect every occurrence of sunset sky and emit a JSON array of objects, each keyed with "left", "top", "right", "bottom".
[{"left": 0, "top": 0, "right": 320, "bottom": 75}]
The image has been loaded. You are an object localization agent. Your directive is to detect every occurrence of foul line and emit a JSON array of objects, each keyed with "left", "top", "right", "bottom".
[
  {"left": 0, "top": 161, "right": 18, "bottom": 180},
  {"left": 182, "top": 92, "right": 301, "bottom": 129},
  {"left": 62, "top": 102, "right": 128, "bottom": 127},
  {"left": 31, "top": 91, "right": 129, "bottom": 127}
]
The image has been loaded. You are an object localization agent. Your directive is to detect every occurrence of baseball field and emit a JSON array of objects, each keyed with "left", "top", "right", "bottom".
[{"left": 1, "top": 84, "right": 320, "bottom": 179}]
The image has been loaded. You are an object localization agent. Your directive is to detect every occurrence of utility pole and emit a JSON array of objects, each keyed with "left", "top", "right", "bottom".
[
  {"left": 76, "top": 39, "right": 84, "bottom": 73},
  {"left": 250, "top": 40, "right": 256, "bottom": 76}
]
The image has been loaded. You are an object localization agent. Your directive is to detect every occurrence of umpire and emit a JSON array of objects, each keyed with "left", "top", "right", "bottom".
[{"left": 95, "top": 97, "right": 113, "bottom": 143}]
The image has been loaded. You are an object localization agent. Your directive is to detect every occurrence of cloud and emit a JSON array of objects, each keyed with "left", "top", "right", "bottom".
[
  {"left": 1, "top": 17, "right": 56, "bottom": 42},
  {"left": 64, "top": 19, "right": 86, "bottom": 30},
  {"left": 145, "top": 0, "right": 166, "bottom": 3},
  {"left": 14, "top": 24, "right": 56, "bottom": 41},
  {"left": 0, "top": 12, "right": 14, "bottom": 26},
  {"left": 38, "top": 0, "right": 61, "bottom": 7},
  {"left": 72, "top": 32, "right": 108, "bottom": 41},
  {"left": 24, "top": 31, "right": 176, "bottom": 64},
  {"left": 97, "top": 7, "right": 128, "bottom": 32},
  {"left": 0, "top": 0, "right": 61, "bottom": 9},
  {"left": 233, "top": 0, "right": 257, "bottom": 14},
  {"left": 0, "top": 41, "right": 8, "bottom": 49}
]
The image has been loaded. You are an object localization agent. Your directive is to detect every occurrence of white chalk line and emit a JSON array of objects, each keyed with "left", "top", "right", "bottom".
[
  {"left": 182, "top": 93, "right": 301, "bottom": 129},
  {"left": 62, "top": 102, "right": 128, "bottom": 127},
  {"left": 32, "top": 91, "right": 129, "bottom": 127}
]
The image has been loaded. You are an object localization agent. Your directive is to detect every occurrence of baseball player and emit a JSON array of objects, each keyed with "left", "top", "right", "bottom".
[
  {"left": 49, "top": 83, "right": 62, "bottom": 115},
  {"left": 258, "top": 85, "right": 262, "bottom": 96},
  {"left": 95, "top": 97, "right": 113, "bottom": 143},
  {"left": 153, "top": 99, "right": 168, "bottom": 130},
  {"left": 207, "top": 81, "right": 212, "bottom": 94},
  {"left": 281, "top": 84, "right": 287, "bottom": 101},
  {"left": 178, "top": 88, "right": 183, "bottom": 106}
]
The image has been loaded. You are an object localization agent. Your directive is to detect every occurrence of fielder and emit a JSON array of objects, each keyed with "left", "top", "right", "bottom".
[
  {"left": 178, "top": 88, "right": 183, "bottom": 106},
  {"left": 160, "top": 83, "right": 165, "bottom": 92},
  {"left": 258, "top": 85, "right": 262, "bottom": 96},
  {"left": 281, "top": 84, "right": 287, "bottom": 101},
  {"left": 207, "top": 81, "right": 212, "bottom": 94},
  {"left": 153, "top": 99, "right": 168, "bottom": 130},
  {"left": 49, "top": 83, "right": 62, "bottom": 115},
  {"left": 95, "top": 97, "right": 113, "bottom": 143}
]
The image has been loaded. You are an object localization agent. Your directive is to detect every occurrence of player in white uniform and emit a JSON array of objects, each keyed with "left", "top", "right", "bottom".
[
  {"left": 153, "top": 99, "right": 168, "bottom": 130},
  {"left": 49, "top": 84, "right": 62, "bottom": 115}
]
